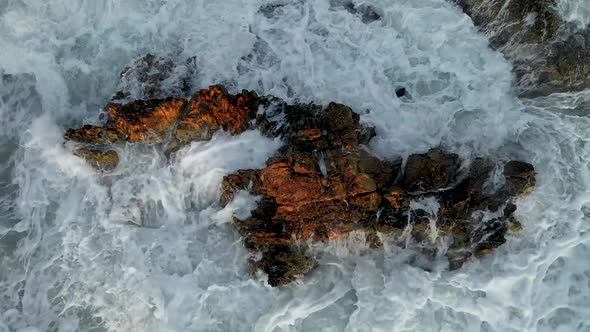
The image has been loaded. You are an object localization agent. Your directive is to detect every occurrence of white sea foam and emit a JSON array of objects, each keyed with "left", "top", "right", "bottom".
[
  {"left": 558, "top": 0, "right": 590, "bottom": 29},
  {"left": 0, "top": 0, "right": 589, "bottom": 331}
]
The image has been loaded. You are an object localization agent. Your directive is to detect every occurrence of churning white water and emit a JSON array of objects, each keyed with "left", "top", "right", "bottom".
[
  {"left": 559, "top": 0, "right": 590, "bottom": 29},
  {"left": 1, "top": 0, "right": 589, "bottom": 331}
]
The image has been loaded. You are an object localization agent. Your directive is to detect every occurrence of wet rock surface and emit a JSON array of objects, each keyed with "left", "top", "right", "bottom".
[
  {"left": 73, "top": 148, "right": 120, "bottom": 171},
  {"left": 112, "top": 54, "right": 198, "bottom": 102},
  {"left": 106, "top": 98, "right": 186, "bottom": 143},
  {"left": 65, "top": 84, "right": 536, "bottom": 287},
  {"left": 253, "top": 245, "right": 316, "bottom": 287},
  {"left": 453, "top": 0, "right": 590, "bottom": 97},
  {"left": 173, "top": 86, "right": 259, "bottom": 145}
]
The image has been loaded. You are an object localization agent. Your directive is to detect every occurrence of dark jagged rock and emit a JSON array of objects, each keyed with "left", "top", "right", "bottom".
[
  {"left": 65, "top": 82, "right": 536, "bottom": 286},
  {"left": 343, "top": 2, "right": 383, "bottom": 24},
  {"left": 258, "top": 2, "right": 286, "bottom": 18},
  {"left": 452, "top": 0, "right": 590, "bottom": 97},
  {"left": 503, "top": 160, "right": 536, "bottom": 196},
  {"left": 65, "top": 125, "right": 123, "bottom": 144},
  {"left": 253, "top": 246, "right": 316, "bottom": 287},
  {"left": 73, "top": 148, "right": 120, "bottom": 171},
  {"left": 401, "top": 148, "right": 460, "bottom": 192},
  {"left": 395, "top": 87, "right": 407, "bottom": 98}
]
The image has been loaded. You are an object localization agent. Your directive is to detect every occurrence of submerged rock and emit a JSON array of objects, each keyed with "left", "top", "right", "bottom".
[
  {"left": 253, "top": 246, "right": 316, "bottom": 287},
  {"left": 112, "top": 54, "right": 197, "bottom": 102},
  {"left": 65, "top": 83, "right": 536, "bottom": 286},
  {"left": 453, "top": 0, "right": 590, "bottom": 97},
  {"left": 503, "top": 160, "right": 536, "bottom": 196},
  {"left": 73, "top": 148, "right": 120, "bottom": 171},
  {"left": 395, "top": 87, "right": 407, "bottom": 98},
  {"left": 343, "top": 2, "right": 383, "bottom": 24}
]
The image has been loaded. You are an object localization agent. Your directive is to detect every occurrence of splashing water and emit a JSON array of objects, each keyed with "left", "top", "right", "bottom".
[
  {"left": 1, "top": 0, "right": 589, "bottom": 331},
  {"left": 558, "top": 0, "right": 590, "bottom": 29}
]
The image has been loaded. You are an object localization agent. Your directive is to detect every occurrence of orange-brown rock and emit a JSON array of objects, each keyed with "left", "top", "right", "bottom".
[
  {"left": 224, "top": 99, "right": 536, "bottom": 285},
  {"left": 174, "top": 85, "right": 259, "bottom": 144},
  {"left": 240, "top": 129, "right": 396, "bottom": 245},
  {"left": 66, "top": 86, "right": 260, "bottom": 149},
  {"left": 64, "top": 125, "right": 123, "bottom": 144},
  {"left": 106, "top": 97, "right": 186, "bottom": 143},
  {"left": 384, "top": 186, "right": 410, "bottom": 210},
  {"left": 223, "top": 100, "right": 405, "bottom": 285},
  {"left": 65, "top": 86, "right": 261, "bottom": 170},
  {"left": 220, "top": 169, "right": 260, "bottom": 206},
  {"left": 259, "top": 158, "right": 326, "bottom": 206}
]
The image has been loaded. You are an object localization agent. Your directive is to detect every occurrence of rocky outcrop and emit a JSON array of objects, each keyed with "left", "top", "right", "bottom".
[
  {"left": 65, "top": 84, "right": 536, "bottom": 287},
  {"left": 65, "top": 85, "right": 259, "bottom": 169},
  {"left": 222, "top": 99, "right": 535, "bottom": 286},
  {"left": 453, "top": 0, "right": 590, "bottom": 97}
]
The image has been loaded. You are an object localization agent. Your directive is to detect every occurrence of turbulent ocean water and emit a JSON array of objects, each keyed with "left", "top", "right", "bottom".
[{"left": 1, "top": 0, "right": 590, "bottom": 331}]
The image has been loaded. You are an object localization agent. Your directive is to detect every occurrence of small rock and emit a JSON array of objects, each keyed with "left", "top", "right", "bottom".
[
  {"left": 73, "top": 148, "right": 119, "bottom": 171},
  {"left": 344, "top": 2, "right": 382, "bottom": 24},
  {"left": 503, "top": 160, "right": 536, "bottom": 196},
  {"left": 384, "top": 186, "right": 410, "bottom": 210},
  {"left": 254, "top": 246, "right": 316, "bottom": 287},
  {"left": 402, "top": 148, "right": 460, "bottom": 192},
  {"left": 395, "top": 87, "right": 407, "bottom": 98}
]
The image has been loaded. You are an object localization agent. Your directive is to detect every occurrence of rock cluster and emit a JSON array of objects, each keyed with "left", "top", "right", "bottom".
[
  {"left": 222, "top": 100, "right": 535, "bottom": 285},
  {"left": 65, "top": 85, "right": 535, "bottom": 287},
  {"left": 65, "top": 85, "right": 259, "bottom": 167},
  {"left": 453, "top": 0, "right": 590, "bottom": 97}
]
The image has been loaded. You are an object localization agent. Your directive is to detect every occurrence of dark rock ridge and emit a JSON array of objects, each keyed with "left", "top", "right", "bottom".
[
  {"left": 453, "top": 0, "right": 590, "bottom": 97},
  {"left": 65, "top": 85, "right": 536, "bottom": 287}
]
